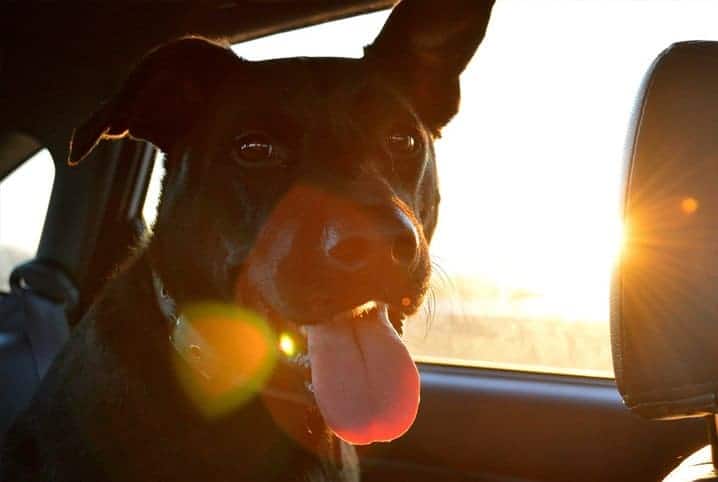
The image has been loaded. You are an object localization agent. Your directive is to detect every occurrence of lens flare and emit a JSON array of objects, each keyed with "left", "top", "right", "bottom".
[
  {"left": 681, "top": 197, "right": 699, "bottom": 215},
  {"left": 171, "top": 302, "right": 277, "bottom": 418},
  {"left": 278, "top": 332, "right": 296, "bottom": 357}
]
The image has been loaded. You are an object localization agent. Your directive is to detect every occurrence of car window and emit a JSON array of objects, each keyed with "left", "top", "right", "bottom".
[
  {"left": 143, "top": 1, "right": 718, "bottom": 378},
  {"left": 0, "top": 149, "right": 55, "bottom": 291}
]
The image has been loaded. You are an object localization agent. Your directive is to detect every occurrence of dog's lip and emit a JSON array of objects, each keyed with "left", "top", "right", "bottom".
[
  {"left": 236, "top": 262, "right": 421, "bottom": 332},
  {"left": 252, "top": 293, "right": 409, "bottom": 335}
]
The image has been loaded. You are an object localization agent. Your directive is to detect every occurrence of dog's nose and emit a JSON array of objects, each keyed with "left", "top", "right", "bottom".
[
  {"left": 325, "top": 234, "right": 371, "bottom": 271},
  {"left": 391, "top": 230, "right": 418, "bottom": 267},
  {"left": 389, "top": 207, "right": 420, "bottom": 267},
  {"left": 323, "top": 209, "right": 420, "bottom": 272}
]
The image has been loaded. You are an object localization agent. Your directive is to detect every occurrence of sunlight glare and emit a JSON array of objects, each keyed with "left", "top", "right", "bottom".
[
  {"left": 681, "top": 197, "right": 699, "bottom": 215},
  {"left": 171, "top": 303, "right": 277, "bottom": 418},
  {"left": 278, "top": 332, "right": 296, "bottom": 358}
]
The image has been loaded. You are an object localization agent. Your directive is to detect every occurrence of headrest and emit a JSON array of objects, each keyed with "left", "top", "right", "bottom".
[{"left": 613, "top": 41, "right": 718, "bottom": 420}]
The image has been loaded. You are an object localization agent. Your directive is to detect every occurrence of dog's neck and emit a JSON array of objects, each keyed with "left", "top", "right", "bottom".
[{"left": 146, "top": 261, "right": 349, "bottom": 466}]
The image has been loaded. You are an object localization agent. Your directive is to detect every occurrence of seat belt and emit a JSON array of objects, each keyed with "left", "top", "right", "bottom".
[{"left": 0, "top": 260, "right": 77, "bottom": 442}]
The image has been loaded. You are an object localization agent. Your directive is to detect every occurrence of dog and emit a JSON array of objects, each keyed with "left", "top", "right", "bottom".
[{"left": 0, "top": 1, "right": 494, "bottom": 480}]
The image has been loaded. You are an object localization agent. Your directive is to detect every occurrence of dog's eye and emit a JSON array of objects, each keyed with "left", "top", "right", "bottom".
[
  {"left": 386, "top": 132, "right": 422, "bottom": 157},
  {"left": 233, "top": 133, "right": 281, "bottom": 167}
]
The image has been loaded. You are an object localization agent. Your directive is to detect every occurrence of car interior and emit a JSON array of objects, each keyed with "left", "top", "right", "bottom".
[{"left": 2, "top": 2, "right": 718, "bottom": 481}]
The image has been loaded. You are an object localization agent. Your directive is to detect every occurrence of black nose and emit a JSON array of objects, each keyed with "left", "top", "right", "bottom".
[
  {"left": 323, "top": 209, "right": 420, "bottom": 272},
  {"left": 391, "top": 231, "right": 418, "bottom": 266},
  {"left": 326, "top": 235, "right": 371, "bottom": 271}
]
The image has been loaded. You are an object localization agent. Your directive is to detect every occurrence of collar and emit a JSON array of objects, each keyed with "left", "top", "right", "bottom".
[{"left": 153, "top": 272, "right": 217, "bottom": 380}]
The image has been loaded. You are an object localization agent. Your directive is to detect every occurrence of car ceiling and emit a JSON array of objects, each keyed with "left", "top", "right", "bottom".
[{"left": 0, "top": 1, "right": 394, "bottom": 176}]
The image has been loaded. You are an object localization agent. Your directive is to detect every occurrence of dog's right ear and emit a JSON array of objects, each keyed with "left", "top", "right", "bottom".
[
  {"left": 365, "top": 0, "right": 495, "bottom": 133},
  {"left": 68, "top": 37, "right": 237, "bottom": 166}
]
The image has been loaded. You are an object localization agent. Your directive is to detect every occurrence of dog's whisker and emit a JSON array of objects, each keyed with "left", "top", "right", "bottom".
[
  {"left": 419, "top": 285, "right": 437, "bottom": 339},
  {"left": 430, "top": 257, "right": 454, "bottom": 292},
  {"left": 428, "top": 257, "right": 472, "bottom": 334}
]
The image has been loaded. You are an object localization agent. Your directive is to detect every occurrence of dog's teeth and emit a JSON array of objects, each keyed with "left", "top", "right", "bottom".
[{"left": 305, "top": 381, "right": 315, "bottom": 393}]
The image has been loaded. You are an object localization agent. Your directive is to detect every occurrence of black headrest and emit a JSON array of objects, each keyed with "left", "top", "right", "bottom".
[{"left": 613, "top": 41, "right": 718, "bottom": 420}]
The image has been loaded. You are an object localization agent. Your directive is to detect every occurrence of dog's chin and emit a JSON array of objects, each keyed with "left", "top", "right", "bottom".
[{"left": 235, "top": 276, "right": 421, "bottom": 446}]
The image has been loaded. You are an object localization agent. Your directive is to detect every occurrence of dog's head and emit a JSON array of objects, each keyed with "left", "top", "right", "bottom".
[{"left": 69, "top": 0, "right": 494, "bottom": 445}]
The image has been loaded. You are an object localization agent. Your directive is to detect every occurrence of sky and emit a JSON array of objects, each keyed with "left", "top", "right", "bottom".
[{"left": 4, "top": 0, "right": 718, "bottom": 323}]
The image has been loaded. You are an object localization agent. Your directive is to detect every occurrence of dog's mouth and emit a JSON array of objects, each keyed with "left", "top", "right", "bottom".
[
  {"left": 227, "top": 181, "right": 429, "bottom": 445},
  {"left": 258, "top": 297, "right": 420, "bottom": 446}
]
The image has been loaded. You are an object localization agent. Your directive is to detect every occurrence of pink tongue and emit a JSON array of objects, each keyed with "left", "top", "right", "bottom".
[{"left": 305, "top": 304, "right": 420, "bottom": 445}]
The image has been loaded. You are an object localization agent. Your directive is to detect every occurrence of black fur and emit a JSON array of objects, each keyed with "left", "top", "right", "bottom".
[{"left": 0, "top": 1, "right": 494, "bottom": 481}]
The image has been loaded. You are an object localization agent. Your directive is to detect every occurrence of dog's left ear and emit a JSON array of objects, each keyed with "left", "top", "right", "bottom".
[
  {"left": 68, "top": 37, "right": 238, "bottom": 166},
  {"left": 366, "top": 0, "right": 495, "bottom": 132}
]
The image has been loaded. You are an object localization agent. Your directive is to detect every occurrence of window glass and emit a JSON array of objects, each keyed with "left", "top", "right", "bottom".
[
  {"left": 219, "top": 1, "right": 718, "bottom": 377},
  {"left": 0, "top": 149, "right": 55, "bottom": 291}
]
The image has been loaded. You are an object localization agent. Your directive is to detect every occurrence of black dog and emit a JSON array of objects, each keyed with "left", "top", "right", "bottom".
[{"left": 1, "top": 1, "right": 494, "bottom": 480}]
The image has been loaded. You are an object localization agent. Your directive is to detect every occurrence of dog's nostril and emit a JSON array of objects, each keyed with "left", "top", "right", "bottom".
[
  {"left": 391, "top": 233, "right": 418, "bottom": 267},
  {"left": 327, "top": 237, "right": 371, "bottom": 271}
]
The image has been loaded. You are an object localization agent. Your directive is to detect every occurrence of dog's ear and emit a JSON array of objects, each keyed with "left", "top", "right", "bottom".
[
  {"left": 68, "top": 37, "right": 237, "bottom": 166},
  {"left": 366, "top": 0, "right": 495, "bottom": 132}
]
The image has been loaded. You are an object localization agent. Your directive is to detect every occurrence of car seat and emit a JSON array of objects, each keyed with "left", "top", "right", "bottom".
[
  {"left": 613, "top": 41, "right": 718, "bottom": 481},
  {"left": 0, "top": 260, "right": 76, "bottom": 446}
]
